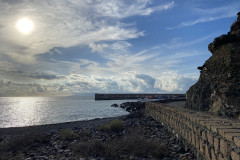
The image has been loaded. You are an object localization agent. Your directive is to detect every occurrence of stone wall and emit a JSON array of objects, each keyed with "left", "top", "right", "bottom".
[{"left": 146, "top": 102, "right": 240, "bottom": 160}]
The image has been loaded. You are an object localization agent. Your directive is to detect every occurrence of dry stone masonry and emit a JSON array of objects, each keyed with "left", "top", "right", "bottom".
[
  {"left": 146, "top": 102, "right": 240, "bottom": 160},
  {"left": 186, "top": 12, "right": 240, "bottom": 118}
]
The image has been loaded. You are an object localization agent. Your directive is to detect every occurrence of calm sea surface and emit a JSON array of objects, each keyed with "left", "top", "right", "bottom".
[{"left": 0, "top": 96, "right": 134, "bottom": 128}]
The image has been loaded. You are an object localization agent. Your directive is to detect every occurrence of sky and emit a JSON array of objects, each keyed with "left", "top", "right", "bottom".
[{"left": 0, "top": 0, "right": 239, "bottom": 96}]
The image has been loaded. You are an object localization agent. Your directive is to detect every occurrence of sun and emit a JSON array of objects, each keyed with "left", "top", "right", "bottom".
[{"left": 16, "top": 18, "right": 34, "bottom": 34}]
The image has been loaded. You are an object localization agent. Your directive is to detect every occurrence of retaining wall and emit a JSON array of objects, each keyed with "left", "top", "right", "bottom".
[{"left": 146, "top": 102, "right": 240, "bottom": 160}]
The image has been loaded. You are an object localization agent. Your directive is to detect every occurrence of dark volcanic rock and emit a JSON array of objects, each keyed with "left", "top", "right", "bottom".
[
  {"left": 119, "top": 101, "right": 145, "bottom": 113},
  {"left": 111, "top": 103, "right": 118, "bottom": 107},
  {"left": 186, "top": 12, "right": 240, "bottom": 118}
]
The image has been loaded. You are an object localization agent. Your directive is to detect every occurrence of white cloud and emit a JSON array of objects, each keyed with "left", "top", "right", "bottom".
[
  {"left": 167, "top": 2, "right": 240, "bottom": 29},
  {"left": 155, "top": 71, "right": 197, "bottom": 93},
  {"left": 0, "top": 68, "right": 197, "bottom": 96},
  {"left": 0, "top": 0, "right": 173, "bottom": 64},
  {"left": 89, "top": 41, "right": 132, "bottom": 53},
  {"left": 93, "top": 0, "right": 175, "bottom": 18},
  {"left": 0, "top": 0, "right": 205, "bottom": 96},
  {"left": 105, "top": 50, "right": 157, "bottom": 73},
  {"left": 110, "top": 41, "right": 132, "bottom": 52},
  {"left": 178, "top": 16, "right": 232, "bottom": 28},
  {"left": 61, "top": 69, "right": 196, "bottom": 94},
  {"left": 0, "top": 79, "right": 51, "bottom": 96},
  {"left": 89, "top": 43, "right": 109, "bottom": 53},
  {"left": 135, "top": 74, "right": 155, "bottom": 89},
  {"left": 156, "top": 35, "right": 214, "bottom": 49}
]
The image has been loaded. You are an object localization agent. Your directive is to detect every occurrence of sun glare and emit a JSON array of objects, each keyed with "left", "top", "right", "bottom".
[{"left": 16, "top": 18, "right": 34, "bottom": 34}]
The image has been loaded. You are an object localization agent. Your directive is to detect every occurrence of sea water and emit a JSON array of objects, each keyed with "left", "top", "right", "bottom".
[{"left": 0, "top": 96, "right": 134, "bottom": 128}]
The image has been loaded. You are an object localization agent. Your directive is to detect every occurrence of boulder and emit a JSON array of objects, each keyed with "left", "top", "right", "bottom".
[
  {"left": 111, "top": 104, "right": 118, "bottom": 107},
  {"left": 186, "top": 12, "right": 240, "bottom": 118}
]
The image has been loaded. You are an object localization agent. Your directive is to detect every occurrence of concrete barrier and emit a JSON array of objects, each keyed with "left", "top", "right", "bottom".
[{"left": 146, "top": 102, "right": 240, "bottom": 160}]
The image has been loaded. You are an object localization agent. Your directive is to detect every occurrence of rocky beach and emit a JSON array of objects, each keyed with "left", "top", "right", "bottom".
[
  {"left": 0, "top": 1, "right": 239, "bottom": 160},
  {"left": 0, "top": 101, "right": 195, "bottom": 160}
]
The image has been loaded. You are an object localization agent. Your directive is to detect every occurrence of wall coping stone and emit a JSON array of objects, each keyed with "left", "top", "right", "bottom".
[{"left": 145, "top": 101, "right": 240, "bottom": 160}]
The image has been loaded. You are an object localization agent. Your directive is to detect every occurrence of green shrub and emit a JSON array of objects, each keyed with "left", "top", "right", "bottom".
[
  {"left": 115, "top": 129, "right": 167, "bottom": 159},
  {"left": 59, "top": 128, "right": 78, "bottom": 141},
  {"left": 71, "top": 140, "right": 106, "bottom": 157},
  {"left": 0, "top": 133, "right": 50, "bottom": 152},
  {"left": 78, "top": 130, "right": 91, "bottom": 141},
  {"left": 99, "top": 124, "right": 111, "bottom": 131},
  {"left": 108, "top": 119, "right": 124, "bottom": 132},
  {"left": 71, "top": 128, "right": 167, "bottom": 159},
  {"left": 99, "top": 119, "right": 124, "bottom": 132},
  {"left": 79, "top": 130, "right": 90, "bottom": 137}
]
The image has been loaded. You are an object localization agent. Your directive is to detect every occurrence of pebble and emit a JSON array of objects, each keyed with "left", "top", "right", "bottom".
[{"left": 0, "top": 101, "right": 196, "bottom": 160}]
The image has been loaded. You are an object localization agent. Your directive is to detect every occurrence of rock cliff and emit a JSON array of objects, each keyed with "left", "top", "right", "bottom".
[{"left": 186, "top": 12, "right": 240, "bottom": 118}]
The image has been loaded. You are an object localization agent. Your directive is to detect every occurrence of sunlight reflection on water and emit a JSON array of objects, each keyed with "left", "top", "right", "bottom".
[
  {"left": 1, "top": 97, "right": 46, "bottom": 127},
  {"left": 0, "top": 96, "right": 132, "bottom": 128}
]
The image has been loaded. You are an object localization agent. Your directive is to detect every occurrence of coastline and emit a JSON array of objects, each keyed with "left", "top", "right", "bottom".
[
  {"left": 0, "top": 96, "right": 133, "bottom": 129},
  {"left": 0, "top": 100, "right": 185, "bottom": 137},
  {"left": 0, "top": 116, "right": 125, "bottom": 136},
  {"left": 0, "top": 101, "right": 195, "bottom": 160}
]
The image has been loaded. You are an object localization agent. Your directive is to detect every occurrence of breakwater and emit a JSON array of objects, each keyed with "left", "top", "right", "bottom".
[
  {"left": 95, "top": 93, "right": 186, "bottom": 100},
  {"left": 146, "top": 101, "right": 240, "bottom": 160}
]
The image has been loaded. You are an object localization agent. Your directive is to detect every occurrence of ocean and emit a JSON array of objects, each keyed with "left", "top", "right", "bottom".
[{"left": 0, "top": 96, "right": 134, "bottom": 128}]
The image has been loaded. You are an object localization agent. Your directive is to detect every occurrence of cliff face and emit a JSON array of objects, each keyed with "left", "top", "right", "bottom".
[{"left": 186, "top": 12, "right": 240, "bottom": 118}]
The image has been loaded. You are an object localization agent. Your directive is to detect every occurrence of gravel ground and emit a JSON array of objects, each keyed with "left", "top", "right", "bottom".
[{"left": 0, "top": 101, "right": 195, "bottom": 160}]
